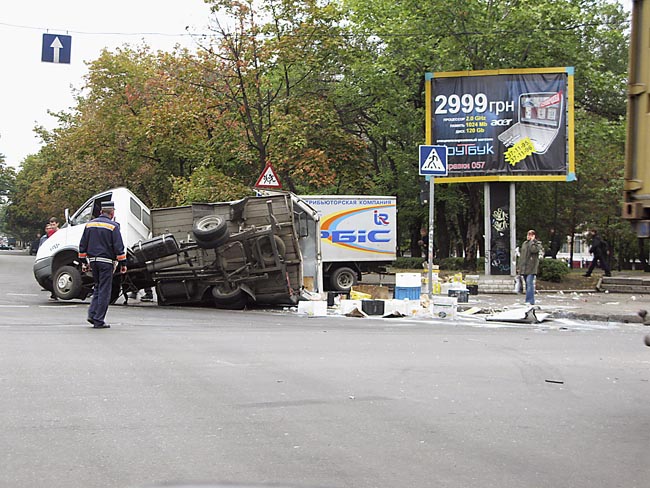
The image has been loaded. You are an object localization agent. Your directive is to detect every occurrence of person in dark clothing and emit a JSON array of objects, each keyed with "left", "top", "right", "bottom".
[
  {"left": 546, "top": 228, "right": 562, "bottom": 259},
  {"left": 78, "top": 201, "right": 127, "bottom": 329},
  {"left": 584, "top": 229, "right": 611, "bottom": 277}
]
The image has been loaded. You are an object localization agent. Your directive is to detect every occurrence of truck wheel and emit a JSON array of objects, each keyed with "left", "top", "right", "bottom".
[
  {"left": 193, "top": 216, "right": 229, "bottom": 246},
  {"left": 212, "top": 285, "right": 248, "bottom": 310},
  {"left": 258, "top": 235, "right": 286, "bottom": 265},
  {"left": 330, "top": 266, "right": 357, "bottom": 292},
  {"left": 53, "top": 265, "right": 83, "bottom": 300}
]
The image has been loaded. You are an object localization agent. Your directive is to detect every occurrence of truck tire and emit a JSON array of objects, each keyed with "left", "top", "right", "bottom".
[
  {"left": 53, "top": 265, "right": 83, "bottom": 300},
  {"left": 192, "top": 216, "right": 229, "bottom": 247},
  {"left": 330, "top": 266, "right": 357, "bottom": 292},
  {"left": 212, "top": 285, "right": 248, "bottom": 310},
  {"left": 258, "top": 235, "right": 286, "bottom": 265}
]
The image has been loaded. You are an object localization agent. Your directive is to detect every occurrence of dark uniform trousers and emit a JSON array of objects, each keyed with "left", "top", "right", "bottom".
[{"left": 88, "top": 261, "right": 114, "bottom": 326}]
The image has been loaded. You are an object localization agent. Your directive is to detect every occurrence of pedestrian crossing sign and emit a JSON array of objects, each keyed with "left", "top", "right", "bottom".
[{"left": 419, "top": 145, "right": 448, "bottom": 176}]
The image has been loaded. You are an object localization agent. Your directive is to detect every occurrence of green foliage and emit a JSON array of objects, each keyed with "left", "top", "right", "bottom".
[
  {"left": 170, "top": 166, "right": 252, "bottom": 205},
  {"left": 2, "top": 0, "right": 634, "bottom": 259},
  {"left": 538, "top": 258, "right": 570, "bottom": 282},
  {"left": 393, "top": 257, "right": 425, "bottom": 269}
]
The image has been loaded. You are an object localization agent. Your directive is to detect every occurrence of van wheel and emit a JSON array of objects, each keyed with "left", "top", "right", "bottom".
[
  {"left": 193, "top": 216, "right": 229, "bottom": 247},
  {"left": 330, "top": 267, "right": 357, "bottom": 292},
  {"left": 53, "top": 265, "right": 83, "bottom": 300},
  {"left": 212, "top": 285, "right": 248, "bottom": 310}
]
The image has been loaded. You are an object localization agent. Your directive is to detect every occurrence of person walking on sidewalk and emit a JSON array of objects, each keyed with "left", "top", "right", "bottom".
[
  {"left": 78, "top": 201, "right": 127, "bottom": 329},
  {"left": 584, "top": 229, "right": 611, "bottom": 277},
  {"left": 517, "top": 229, "right": 543, "bottom": 305}
]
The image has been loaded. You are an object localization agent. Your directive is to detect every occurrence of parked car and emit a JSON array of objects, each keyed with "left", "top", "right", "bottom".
[{"left": 0, "top": 244, "right": 14, "bottom": 250}]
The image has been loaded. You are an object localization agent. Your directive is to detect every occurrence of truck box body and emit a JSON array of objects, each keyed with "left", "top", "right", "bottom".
[{"left": 299, "top": 195, "right": 397, "bottom": 290}]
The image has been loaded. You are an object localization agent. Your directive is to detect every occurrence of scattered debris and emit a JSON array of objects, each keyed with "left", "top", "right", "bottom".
[
  {"left": 485, "top": 305, "right": 549, "bottom": 324},
  {"left": 545, "top": 379, "right": 564, "bottom": 384},
  {"left": 345, "top": 307, "right": 368, "bottom": 318}
]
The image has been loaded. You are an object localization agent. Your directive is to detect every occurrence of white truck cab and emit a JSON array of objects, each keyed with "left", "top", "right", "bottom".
[{"left": 33, "top": 188, "right": 151, "bottom": 300}]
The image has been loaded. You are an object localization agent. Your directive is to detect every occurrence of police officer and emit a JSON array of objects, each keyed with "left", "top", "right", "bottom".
[{"left": 78, "top": 201, "right": 127, "bottom": 329}]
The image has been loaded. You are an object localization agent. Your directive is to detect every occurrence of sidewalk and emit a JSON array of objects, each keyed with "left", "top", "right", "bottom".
[
  {"left": 363, "top": 273, "right": 650, "bottom": 324},
  {"left": 465, "top": 289, "right": 650, "bottom": 324}
]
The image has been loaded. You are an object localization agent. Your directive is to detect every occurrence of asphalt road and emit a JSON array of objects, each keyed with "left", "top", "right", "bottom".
[{"left": 1, "top": 251, "right": 649, "bottom": 488}]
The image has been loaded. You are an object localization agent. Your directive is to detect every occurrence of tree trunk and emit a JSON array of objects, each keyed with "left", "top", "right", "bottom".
[{"left": 463, "top": 184, "right": 482, "bottom": 270}]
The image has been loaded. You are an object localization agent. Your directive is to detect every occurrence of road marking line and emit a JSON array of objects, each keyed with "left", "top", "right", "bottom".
[{"left": 38, "top": 305, "right": 79, "bottom": 308}]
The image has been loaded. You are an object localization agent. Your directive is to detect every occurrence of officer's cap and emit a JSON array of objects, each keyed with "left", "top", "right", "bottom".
[{"left": 101, "top": 201, "right": 115, "bottom": 210}]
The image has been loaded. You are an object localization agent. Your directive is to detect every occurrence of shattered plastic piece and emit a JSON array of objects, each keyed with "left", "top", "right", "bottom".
[
  {"left": 459, "top": 306, "right": 482, "bottom": 315},
  {"left": 486, "top": 305, "right": 548, "bottom": 324},
  {"left": 545, "top": 379, "right": 564, "bottom": 384},
  {"left": 382, "top": 311, "right": 406, "bottom": 318},
  {"left": 345, "top": 307, "right": 368, "bottom": 318}
]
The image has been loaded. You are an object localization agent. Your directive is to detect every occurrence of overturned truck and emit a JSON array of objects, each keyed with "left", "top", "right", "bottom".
[{"left": 124, "top": 193, "right": 322, "bottom": 309}]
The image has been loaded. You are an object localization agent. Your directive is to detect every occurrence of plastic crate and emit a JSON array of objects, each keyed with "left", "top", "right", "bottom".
[
  {"left": 448, "top": 289, "right": 469, "bottom": 303},
  {"left": 361, "top": 299, "right": 385, "bottom": 316},
  {"left": 394, "top": 286, "right": 421, "bottom": 300}
]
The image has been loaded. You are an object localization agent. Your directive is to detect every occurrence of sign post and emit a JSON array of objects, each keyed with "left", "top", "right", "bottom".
[{"left": 419, "top": 145, "right": 448, "bottom": 296}]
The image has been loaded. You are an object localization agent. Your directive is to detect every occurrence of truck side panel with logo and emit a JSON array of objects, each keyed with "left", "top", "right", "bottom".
[{"left": 300, "top": 196, "right": 397, "bottom": 290}]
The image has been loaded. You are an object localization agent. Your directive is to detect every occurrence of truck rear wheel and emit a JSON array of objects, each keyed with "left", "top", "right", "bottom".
[
  {"left": 330, "top": 266, "right": 357, "bottom": 292},
  {"left": 212, "top": 285, "right": 248, "bottom": 310},
  {"left": 53, "top": 265, "right": 83, "bottom": 300}
]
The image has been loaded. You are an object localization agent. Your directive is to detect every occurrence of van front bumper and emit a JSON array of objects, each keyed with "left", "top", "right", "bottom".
[{"left": 33, "top": 257, "right": 53, "bottom": 290}]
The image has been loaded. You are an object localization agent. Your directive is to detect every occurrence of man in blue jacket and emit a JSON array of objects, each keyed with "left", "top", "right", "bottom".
[{"left": 78, "top": 201, "right": 127, "bottom": 329}]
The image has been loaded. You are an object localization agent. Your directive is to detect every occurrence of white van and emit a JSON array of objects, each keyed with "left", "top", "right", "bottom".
[{"left": 33, "top": 188, "right": 151, "bottom": 300}]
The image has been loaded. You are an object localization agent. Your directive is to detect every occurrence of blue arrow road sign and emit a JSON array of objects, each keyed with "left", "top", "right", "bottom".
[
  {"left": 419, "top": 145, "right": 448, "bottom": 176},
  {"left": 41, "top": 33, "right": 72, "bottom": 64}
]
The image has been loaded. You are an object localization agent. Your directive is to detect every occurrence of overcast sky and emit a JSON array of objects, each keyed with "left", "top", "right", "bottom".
[{"left": 0, "top": 0, "right": 213, "bottom": 168}]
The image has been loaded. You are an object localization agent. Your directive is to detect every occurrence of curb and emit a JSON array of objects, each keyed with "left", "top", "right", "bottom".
[{"left": 548, "top": 311, "right": 646, "bottom": 324}]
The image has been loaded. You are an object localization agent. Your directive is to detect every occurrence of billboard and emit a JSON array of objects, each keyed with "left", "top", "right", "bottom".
[{"left": 425, "top": 67, "right": 575, "bottom": 183}]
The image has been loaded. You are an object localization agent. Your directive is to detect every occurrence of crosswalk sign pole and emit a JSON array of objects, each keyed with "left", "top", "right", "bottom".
[{"left": 427, "top": 177, "right": 435, "bottom": 297}]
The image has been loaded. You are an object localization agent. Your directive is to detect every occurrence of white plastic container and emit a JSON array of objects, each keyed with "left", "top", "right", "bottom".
[
  {"left": 297, "top": 300, "right": 328, "bottom": 316},
  {"left": 395, "top": 272, "right": 423, "bottom": 288},
  {"left": 430, "top": 296, "right": 457, "bottom": 320}
]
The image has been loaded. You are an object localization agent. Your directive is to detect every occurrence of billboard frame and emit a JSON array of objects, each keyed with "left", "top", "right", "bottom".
[{"left": 425, "top": 67, "right": 575, "bottom": 183}]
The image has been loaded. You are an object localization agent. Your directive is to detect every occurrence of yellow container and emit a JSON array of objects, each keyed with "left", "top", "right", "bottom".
[{"left": 350, "top": 290, "right": 372, "bottom": 300}]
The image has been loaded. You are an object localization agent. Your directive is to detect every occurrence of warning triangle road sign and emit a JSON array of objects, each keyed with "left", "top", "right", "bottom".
[{"left": 254, "top": 163, "right": 282, "bottom": 189}]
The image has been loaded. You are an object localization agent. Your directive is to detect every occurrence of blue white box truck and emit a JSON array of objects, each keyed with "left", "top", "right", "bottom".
[{"left": 299, "top": 195, "right": 397, "bottom": 291}]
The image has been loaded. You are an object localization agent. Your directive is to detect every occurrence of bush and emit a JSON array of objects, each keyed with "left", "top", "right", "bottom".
[
  {"left": 439, "top": 257, "right": 464, "bottom": 270},
  {"left": 439, "top": 257, "right": 485, "bottom": 272},
  {"left": 537, "top": 258, "right": 570, "bottom": 282},
  {"left": 393, "top": 257, "right": 425, "bottom": 269}
]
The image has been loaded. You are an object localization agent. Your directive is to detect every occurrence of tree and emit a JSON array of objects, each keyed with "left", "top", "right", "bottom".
[{"left": 342, "top": 0, "right": 629, "bottom": 267}]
